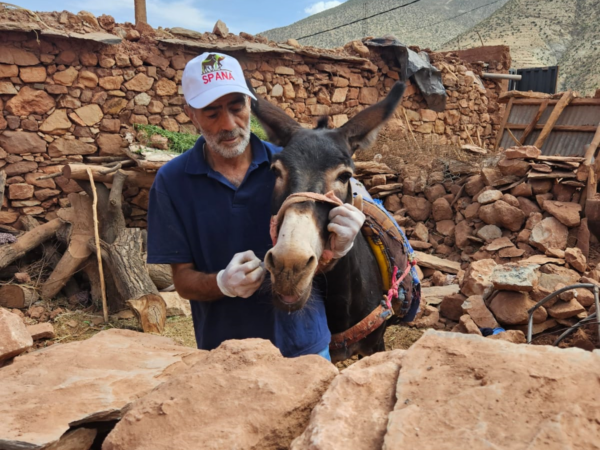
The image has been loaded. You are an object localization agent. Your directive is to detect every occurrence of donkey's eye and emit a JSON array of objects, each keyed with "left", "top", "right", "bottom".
[
  {"left": 337, "top": 172, "right": 352, "bottom": 183},
  {"left": 271, "top": 165, "right": 282, "bottom": 178}
]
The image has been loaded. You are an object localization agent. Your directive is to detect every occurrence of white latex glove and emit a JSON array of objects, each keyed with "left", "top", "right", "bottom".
[
  {"left": 216, "top": 250, "right": 266, "bottom": 298},
  {"left": 328, "top": 204, "right": 366, "bottom": 259}
]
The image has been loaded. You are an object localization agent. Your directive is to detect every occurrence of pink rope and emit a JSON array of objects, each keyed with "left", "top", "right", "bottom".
[{"left": 386, "top": 260, "right": 417, "bottom": 310}]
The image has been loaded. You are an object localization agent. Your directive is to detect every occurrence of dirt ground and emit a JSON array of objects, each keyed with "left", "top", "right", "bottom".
[{"left": 37, "top": 301, "right": 426, "bottom": 370}]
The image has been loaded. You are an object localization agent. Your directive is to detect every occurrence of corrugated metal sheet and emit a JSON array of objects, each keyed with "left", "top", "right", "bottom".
[
  {"left": 508, "top": 67, "right": 559, "bottom": 94},
  {"left": 499, "top": 101, "right": 600, "bottom": 156}
]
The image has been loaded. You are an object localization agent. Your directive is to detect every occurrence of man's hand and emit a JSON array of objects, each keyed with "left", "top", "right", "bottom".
[
  {"left": 216, "top": 250, "right": 266, "bottom": 298},
  {"left": 328, "top": 204, "right": 366, "bottom": 259}
]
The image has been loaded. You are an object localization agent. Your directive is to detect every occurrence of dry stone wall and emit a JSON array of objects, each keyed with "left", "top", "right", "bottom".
[{"left": 0, "top": 25, "right": 506, "bottom": 228}]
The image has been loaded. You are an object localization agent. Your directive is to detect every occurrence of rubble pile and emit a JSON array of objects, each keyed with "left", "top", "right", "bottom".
[{"left": 356, "top": 144, "right": 597, "bottom": 345}]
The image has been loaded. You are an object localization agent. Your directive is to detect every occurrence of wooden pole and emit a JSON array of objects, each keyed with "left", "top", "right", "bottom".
[
  {"left": 134, "top": 0, "right": 147, "bottom": 25},
  {"left": 533, "top": 90, "right": 574, "bottom": 150},
  {"left": 494, "top": 97, "right": 514, "bottom": 151},
  {"left": 520, "top": 99, "right": 549, "bottom": 145},
  {"left": 86, "top": 168, "right": 108, "bottom": 323}
]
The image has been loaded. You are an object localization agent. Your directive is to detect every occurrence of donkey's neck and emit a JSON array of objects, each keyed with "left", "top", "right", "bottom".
[{"left": 321, "top": 230, "right": 384, "bottom": 333}]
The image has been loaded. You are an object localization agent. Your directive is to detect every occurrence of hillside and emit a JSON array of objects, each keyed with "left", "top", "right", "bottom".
[
  {"left": 442, "top": 0, "right": 600, "bottom": 95},
  {"left": 260, "top": 0, "right": 510, "bottom": 50}
]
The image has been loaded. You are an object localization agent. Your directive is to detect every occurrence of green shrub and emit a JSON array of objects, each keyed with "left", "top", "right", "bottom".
[{"left": 134, "top": 117, "right": 268, "bottom": 154}]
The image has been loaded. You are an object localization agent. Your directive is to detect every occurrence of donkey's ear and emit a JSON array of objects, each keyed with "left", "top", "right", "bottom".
[
  {"left": 247, "top": 79, "right": 301, "bottom": 147},
  {"left": 337, "top": 81, "right": 406, "bottom": 154}
]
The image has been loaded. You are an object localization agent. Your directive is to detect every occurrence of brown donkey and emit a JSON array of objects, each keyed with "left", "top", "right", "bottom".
[{"left": 252, "top": 82, "right": 417, "bottom": 362}]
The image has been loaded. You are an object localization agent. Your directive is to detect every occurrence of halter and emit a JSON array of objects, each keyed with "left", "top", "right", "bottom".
[{"left": 269, "top": 191, "right": 344, "bottom": 269}]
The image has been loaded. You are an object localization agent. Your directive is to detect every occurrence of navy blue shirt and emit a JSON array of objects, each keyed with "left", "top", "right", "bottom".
[{"left": 147, "top": 134, "right": 331, "bottom": 357}]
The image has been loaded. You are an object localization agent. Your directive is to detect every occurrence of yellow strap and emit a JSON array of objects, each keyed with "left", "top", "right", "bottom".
[{"left": 365, "top": 234, "right": 391, "bottom": 291}]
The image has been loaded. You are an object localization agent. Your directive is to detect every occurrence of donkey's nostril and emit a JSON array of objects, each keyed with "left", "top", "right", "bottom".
[
  {"left": 265, "top": 251, "right": 276, "bottom": 271},
  {"left": 305, "top": 255, "right": 316, "bottom": 270}
]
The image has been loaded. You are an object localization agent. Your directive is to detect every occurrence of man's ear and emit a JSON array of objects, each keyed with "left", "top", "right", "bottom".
[
  {"left": 184, "top": 104, "right": 200, "bottom": 131},
  {"left": 247, "top": 80, "right": 301, "bottom": 147},
  {"left": 337, "top": 81, "right": 406, "bottom": 154}
]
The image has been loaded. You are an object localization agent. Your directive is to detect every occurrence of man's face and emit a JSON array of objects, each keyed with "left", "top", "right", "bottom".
[{"left": 185, "top": 93, "right": 251, "bottom": 159}]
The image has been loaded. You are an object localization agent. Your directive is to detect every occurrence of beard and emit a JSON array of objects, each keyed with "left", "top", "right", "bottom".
[{"left": 202, "top": 116, "right": 251, "bottom": 159}]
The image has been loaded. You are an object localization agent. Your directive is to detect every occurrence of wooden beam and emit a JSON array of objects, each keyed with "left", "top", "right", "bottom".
[
  {"left": 534, "top": 90, "right": 574, "bottom": 150},
  {"left": 506, "top": 128, "right": 521, "bottom": 146},
  {"left": 494, "top": 97, "right": 514, "bottom": 151},
  {"left": 533, "top": 155, "right": 585, "bottom": 162},
  {"left": 63, "top": 164, "right": 156, "bottom": 189},
  {"left": 505, "top": 124, "right": 597, "bottom": 132},
  {"left": 519, "top": 99, "right": 549, "bottom": 144},
  {"left": 527, "top": 170, "right": 576, "bottom": 179},
  {"left": 512, "top": 98, "right": 600, "bottom": 106},
  {"left": 499, "top": 90, "right": 552, "bottom": 103}
]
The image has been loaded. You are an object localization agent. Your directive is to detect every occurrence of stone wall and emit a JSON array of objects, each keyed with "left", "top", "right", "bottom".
[{"left": 0, "top": 25, "right": 507, "bottom": 228}]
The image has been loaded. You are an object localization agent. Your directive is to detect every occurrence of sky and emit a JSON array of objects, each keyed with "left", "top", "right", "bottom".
[{"left": 13, "top": 0, "right": 346, "bottom": 35}]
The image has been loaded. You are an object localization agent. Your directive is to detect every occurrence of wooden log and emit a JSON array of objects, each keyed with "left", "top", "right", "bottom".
[
  {"left": 494, "top": 97, "right": 514, "bottom": 151},
  {"left": 532, "top": 155, "right": 585, "bottom": 162},
  {"left": 519, "top": 99, "right": 548, "bottom": 145},
  {"left": 0, "top": 284, "right": 38, "bottom": 309},
  {"left": 0, "top": 218, "right": 64, "bottom": 270},
  {"left": 499, "top": 90, "right": 552, "bottom": 103},
  {"left": 512, "top": 98, "right": 600, "bottom": 106},
  {"left": 62, "top": 164, "right": 156, "bottom": 189},
  {"left": 41, "top": 194, "right": 94, "bottom": 300},
  {"left": 527, "top": 171, "right": 576, "bottom": 179},
  {"left": 504, "top": 124, "right": 597, "bottom": 132},
  {"left": 92, "top": 228, "right": 166, "bottom": 333},
  {"left": 138, "top": 160, "right": 168, "bottom": 171},
  {"left": 147, "top": 263, "right": 173, "bottom": 290},
  {"left": 533, "top": 90, "right": 574, "bottom": 150},
  {"left": 85, "top": 156, "right": 129, "bottom": 163},
  {"left": 414, "top": 251, "right": 461, "bottom": 274}
]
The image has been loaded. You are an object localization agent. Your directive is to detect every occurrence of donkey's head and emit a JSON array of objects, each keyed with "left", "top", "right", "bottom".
[{"left": 253, "top": 82, "right": 406, "bottom": 311}]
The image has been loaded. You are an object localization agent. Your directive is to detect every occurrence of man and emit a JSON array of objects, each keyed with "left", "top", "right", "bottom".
[{"left": 147, "top": 52, "right": 365, "bottom": 360}]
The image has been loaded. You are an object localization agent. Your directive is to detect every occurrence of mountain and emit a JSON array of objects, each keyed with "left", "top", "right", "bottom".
[
  {"left": 260, "top": 0, "right": 510, "bottom": 50},
  {"left": 441, "top": 0, "right": 600, "bottom": 95}
]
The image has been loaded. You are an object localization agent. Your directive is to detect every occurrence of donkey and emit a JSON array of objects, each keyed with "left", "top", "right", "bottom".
[{"left": 252, "top": 82, "right": 409, "bottom": 362}]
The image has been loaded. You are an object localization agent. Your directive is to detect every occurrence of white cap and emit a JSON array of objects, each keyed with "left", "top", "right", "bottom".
[{"left": 182, "top": 52, "right": 256, "bottom": 109}]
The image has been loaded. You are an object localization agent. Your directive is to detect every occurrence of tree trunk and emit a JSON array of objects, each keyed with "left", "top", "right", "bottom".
[
  {"left": 72, "top": 169, "right": 165, "bottom": 330},
  {"left": 93, "top": 228, "right": 166, "bottom": 333},
  {"left": 41, "top": 194, "right": 94, "bottom": 300},
  {"left": 147, "top": 263, "right": 173, "bottom": 290},
  {"left": 0, "top": 219, "right": 64, "bottom": 269},
  {"left": 0, "top": 284, "right": 38, "bottom": 309}
]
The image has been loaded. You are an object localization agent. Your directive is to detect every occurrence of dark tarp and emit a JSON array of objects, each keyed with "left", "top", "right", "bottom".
[{"left": 365, "top": 37, "right": 447, "bottom": 112}]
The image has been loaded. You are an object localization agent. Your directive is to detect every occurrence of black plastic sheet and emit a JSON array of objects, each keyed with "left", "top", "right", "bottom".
[{"left": 365, "top": 37, "right": 447, "bottom": 112}]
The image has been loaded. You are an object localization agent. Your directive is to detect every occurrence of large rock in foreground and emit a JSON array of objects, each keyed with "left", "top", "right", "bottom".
[
  {"left": 0, "top": 329, "right": 198, "bottom": 450},
  {"left": 0, "top": 307, "right": 33, "bottom": 362},
  {"left": 103, "top": 339, "right": 338, "bottom": 450},
  {"left": 292, "top": 349, "right": 404, "bottom": 450},
  {"left": 383, "top": 331, "right": 600, "bottom": 449}
]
